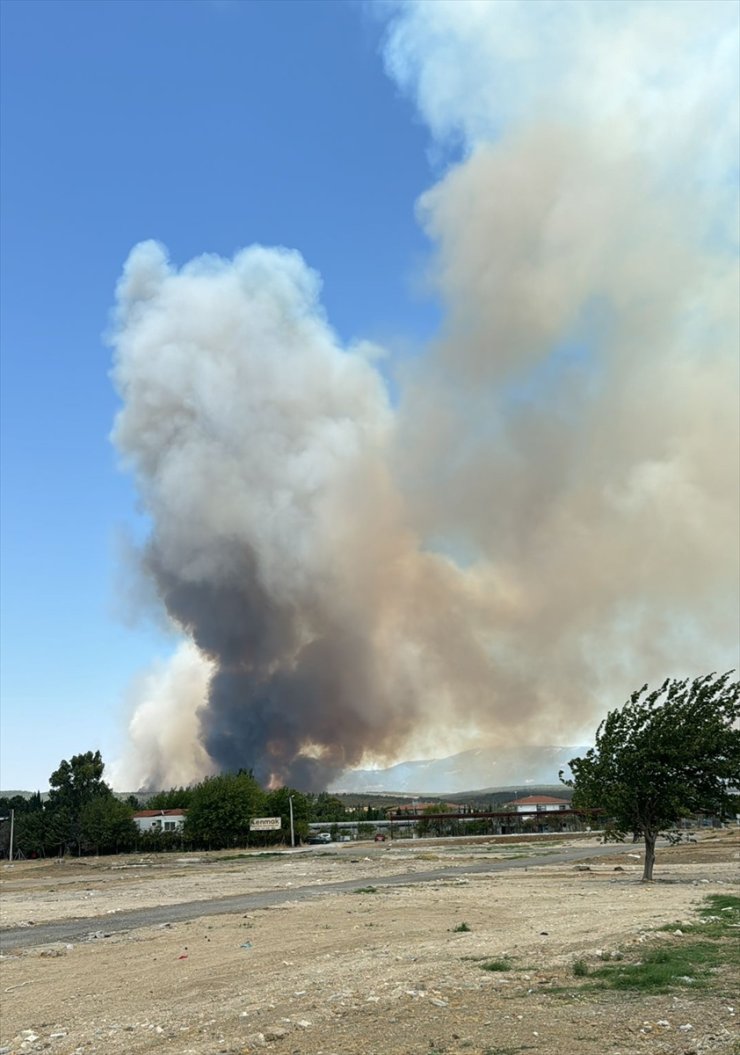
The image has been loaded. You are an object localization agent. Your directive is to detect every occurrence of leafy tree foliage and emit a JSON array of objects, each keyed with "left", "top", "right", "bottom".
[
  {"left": 47, "top": 750, "right": 115, "bottom": 854},
  {"left": 309, "top": 793, "right": 347, "bottom": 822},
  {"left": 146, "top": 787, "right": 195, "bottom": 810},
  {"left": 265, "top": 787, "right": 310, "bottom": 843},
  {"left": 80, "top": 796, "right": 137, "bottom": 855},
  {"left": 562, "top": 673, "right": 740, "bottom": 880},
  {"left": 49, "top": 750, "right": 111, "bottom": 807},
  {"left": 6, "top": 810, "right": 46, "bottom": 857},
  {"left": 184, "top": 772, "right": 266, "bottom": 848}
]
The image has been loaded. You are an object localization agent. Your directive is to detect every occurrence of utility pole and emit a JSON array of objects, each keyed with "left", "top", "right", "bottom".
[{"left": 288, "top": 796, "right": 295, "bottom": 848}]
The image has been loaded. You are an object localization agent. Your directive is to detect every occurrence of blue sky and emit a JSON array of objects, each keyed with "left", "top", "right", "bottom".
[
  {"left": 2, "top": 0, "right": 737, "bottom": 795},
  {"left": 0, "top": 0, "right": 441, "bottom": 790}
]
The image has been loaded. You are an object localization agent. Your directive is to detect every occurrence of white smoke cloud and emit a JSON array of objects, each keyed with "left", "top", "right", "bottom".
[
  {"left": 111, "top": 0, "right": 738, "bottom": 790},
  {"left": 109, "top": 641, "right": 214, "bottom": 791},
  {"left": 110, "top": 241, "right": 504, "bottom": 789}
]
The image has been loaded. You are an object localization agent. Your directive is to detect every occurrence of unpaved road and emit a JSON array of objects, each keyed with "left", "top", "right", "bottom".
[
  {"left": 1, "top": 832, "right": 738, "bottom": 1055},
  {"left": 0, "top": 840, "right": 628, "bottom": 950}
]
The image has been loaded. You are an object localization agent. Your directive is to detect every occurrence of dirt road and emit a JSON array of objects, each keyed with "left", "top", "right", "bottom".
[{"left": 1, "top": 832, "right": 738, "bottom": 1055}]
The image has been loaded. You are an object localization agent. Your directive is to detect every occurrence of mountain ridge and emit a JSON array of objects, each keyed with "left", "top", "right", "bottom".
[{"left": 329, "top": 744, "right": 589, "bottom": 795}]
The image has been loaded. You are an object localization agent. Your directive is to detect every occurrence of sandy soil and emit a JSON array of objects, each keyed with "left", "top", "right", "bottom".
[{"left": 1, "top": 832, "right": 738, "bottom": 1055}]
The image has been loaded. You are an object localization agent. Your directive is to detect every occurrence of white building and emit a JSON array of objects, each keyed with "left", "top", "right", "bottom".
[
  {"left": 507, "top": 796, "right": 570, "bottom": 814},
  {"left": 133, "top": 809, "right": 187, "bottom": 833}
]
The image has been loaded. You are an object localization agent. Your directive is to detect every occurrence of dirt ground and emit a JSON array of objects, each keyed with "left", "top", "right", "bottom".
[{"left": 1, "top": 831, "right": 738, "bottom": 1055}]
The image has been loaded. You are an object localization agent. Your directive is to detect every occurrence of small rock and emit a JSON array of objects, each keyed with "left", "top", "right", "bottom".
[
  {"left": 678, "top": 1024, "right": 693, "bottom": 1032},
  {"left": 674, "top": 929, "right": 683, "bottom": 936},
  {"left": 263, "top": 1027, "right": 288, "bottom": 1041},
  {"left": 296, "top": 1020, "right": 312, "bottom": 1029},
  {"left": 244, "top": 1032, "right": 266, "bottom": 1047},
  {"left": 431, "top": 999, "right": 448, "bottom": 1007}
]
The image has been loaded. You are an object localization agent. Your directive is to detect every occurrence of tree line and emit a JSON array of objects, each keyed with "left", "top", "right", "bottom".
[
  {"left": 0, "top": 754, "right": 389, "bottom": 858},
  {"left": 2, "top": 673, "right": 737, "bottom": 870}
]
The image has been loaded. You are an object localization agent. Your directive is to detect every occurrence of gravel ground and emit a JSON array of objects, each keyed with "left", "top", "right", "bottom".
[{"left": 1, "top": 831, "right": 738, "bottom": 1055}]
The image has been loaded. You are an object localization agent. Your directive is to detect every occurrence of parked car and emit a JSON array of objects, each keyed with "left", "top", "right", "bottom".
[
  {"left": 374, "top": 833, "right": 386, "bottom": 842},
  {"left": 308, "top": 832, "right": 332, "bottom": 844}
]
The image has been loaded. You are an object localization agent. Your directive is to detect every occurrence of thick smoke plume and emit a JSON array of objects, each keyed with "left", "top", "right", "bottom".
[{"left": 111, "top": 1, "right": 739, "bottom": 791}]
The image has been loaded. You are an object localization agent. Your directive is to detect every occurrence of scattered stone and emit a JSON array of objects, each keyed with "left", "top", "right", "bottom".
[
  {"left": 678, "top": 1024, "right": 694, "bottom": 1032},
  {"left": 431, "top": 998, "right": 448, "bottom": 1007},
  {"left": 296, "top": 1020, "right": 312, "bottom": 1029},
  {"left": 244, "top": 1031, "right": 266, "bottom": 1047},
  {"left": 263, "top": 1027, "right": 288, "bottom": 1041}
]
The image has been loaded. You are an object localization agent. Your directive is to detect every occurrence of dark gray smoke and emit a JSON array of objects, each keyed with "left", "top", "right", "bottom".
[{"left": 110, "top": 2, "right": 739, "bottom": 792}]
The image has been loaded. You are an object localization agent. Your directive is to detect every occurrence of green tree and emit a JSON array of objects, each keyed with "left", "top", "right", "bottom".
[
  {"left": 265, "top": 787, "right": 310, "bottom": 844},
  {"left": 10, "top": 810, "right": 47, "bottom": 858},
  {"left": 81, "top": 797, "right": 137, "bottom": 855},
  {"left": 146, "top": 787, "right": 195, "bottom": 809},
  {"left": 562, "top": 673, "right": 740, "bottom": 881},
  {"left": 184, "top": 772, "right": 265, "bottom": 849},
  {"left": 310, "top": 792, "right": 347, "bottom": 823},
  {"left": 48, "top": 750, "right": 114, "bottom": 854}
]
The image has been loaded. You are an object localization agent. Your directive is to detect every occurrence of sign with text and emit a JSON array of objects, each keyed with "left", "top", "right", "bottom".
[{"left": 249, "top": 816, "right": 282, "bottom": 831}]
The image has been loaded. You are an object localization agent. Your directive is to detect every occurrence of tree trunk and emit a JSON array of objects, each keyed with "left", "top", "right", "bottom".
[{"left": 642, "top": 831, "right": 656, "bottom": 881}]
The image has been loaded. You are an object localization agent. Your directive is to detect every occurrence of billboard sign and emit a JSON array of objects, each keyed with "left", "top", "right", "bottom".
[{"left": 249, "top": 816, "right": 282, "bottom": 831}]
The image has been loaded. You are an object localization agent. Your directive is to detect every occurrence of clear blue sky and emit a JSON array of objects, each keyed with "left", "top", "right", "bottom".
[{"left": 0, "top": 0, "right": 441, "bottom": 790}]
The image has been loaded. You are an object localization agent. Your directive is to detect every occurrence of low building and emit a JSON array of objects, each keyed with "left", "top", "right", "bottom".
[
  {"left": 133, "top": 809, "right": 187, "bottom": 833},
  {"left": 506, "top": 795, "right": 570, "bottom": 814}
]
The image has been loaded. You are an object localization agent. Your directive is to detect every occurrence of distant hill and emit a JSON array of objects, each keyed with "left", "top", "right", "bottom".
[{"left": 329, "top": 745, "right": 589, "bottom": 795}]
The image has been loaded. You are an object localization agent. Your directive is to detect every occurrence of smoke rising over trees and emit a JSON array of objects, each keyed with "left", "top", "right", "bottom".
[{"left": 110, "top": 2, "right": 739, "bottom": 791}]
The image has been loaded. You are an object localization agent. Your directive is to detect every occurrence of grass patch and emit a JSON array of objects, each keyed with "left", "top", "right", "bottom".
[
  {"left": 481, "top": 958, "right": 512, "bottom": 972},
  {"left": 586, "top": 941, "right": 731, "bottom": 991},
  {"left": 658, "top": 894, "right": 740, "bottom": 938},
  {"left": 452, "top": 921, "right": 471, "bottom": 933},
  {"left": 560, "top": 896, "right": 740, "bottom": 996},
  {"left": 352, "top": 885, "right": 378, "bottom": 894}
]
